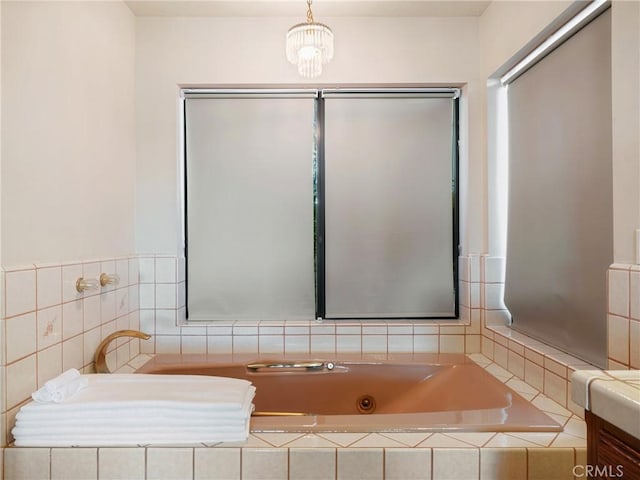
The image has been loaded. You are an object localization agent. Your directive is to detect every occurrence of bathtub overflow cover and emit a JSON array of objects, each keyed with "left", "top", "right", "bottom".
[{"left": 356, "top": 395, "right": 376, "bottom": 414}]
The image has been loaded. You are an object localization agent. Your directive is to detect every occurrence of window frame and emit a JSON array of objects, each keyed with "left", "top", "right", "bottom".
[{"left": 180, "top": 87, "right": 461, "bottom": 321}]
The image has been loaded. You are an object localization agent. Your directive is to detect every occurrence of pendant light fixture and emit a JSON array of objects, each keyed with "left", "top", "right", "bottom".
[{"left": 286, "top": 0, "right": 334, "bottom": 78}]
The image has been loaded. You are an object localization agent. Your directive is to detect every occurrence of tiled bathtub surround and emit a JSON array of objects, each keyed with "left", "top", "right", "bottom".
[
  {"left": 1, "top": 257, "right": 141, "bottom": 446},
  {"left": 4, "top": 353, "right": 588, "bottom": 480},
  {"left": 136, "top": 253, "right": 610, "bottom": 415},
  {"left": 6, "top": 253, "right": 629, "bottom": 479},
  {"left": 606, "top": 264, "right": 640, "bottom": 369}
]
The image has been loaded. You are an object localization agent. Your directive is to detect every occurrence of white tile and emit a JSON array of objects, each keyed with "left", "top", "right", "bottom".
[
  {"left": 37, "top": 266, "right": 62, "bottom": 309},
  {"left": 116, "top": 288, "right": 129, "bottom": 318},
  {"left": 51, "top": 448, "right": 97, "bottom": 480},
  {"left": 83, "top": 327, "right": 102, "bottom": 366},
  {"left": 5, "top": 269, "right": 36, "bottom": 318},
  {"left": 129, "top": 284, "right": 139, "bottom": 312},
  {"left": 156, "top": 284, "right": 176, "bottom": 309},
  {"left": 458, "top": 256, "right": 470, "bottom": 282},
  {"left": 62, "top": 335, "right": 84, "bottom": 371},
  {"left": 609, "top": 268, "right": 629, "bottom": 317},
  {"left": 6, "top": 354, "right": 37, "bottom": 409},
  {"left": 363, "top": 335, "right": 387, "bottom": 353},
  {"left": 290, "top": 448, "right": 336, "bottom": 480},
  {"left": 138, "top": 257, "right": 155, "bottom": 284},
  {"left": 4, "top": 448, "right": 50, "bottom": 480},
  {"left": 525, "top": 360, "right": 545, "bottom": 391},
  {"left": 259, "top": 335, "right": 284, "bottom": 354},
  {"left": 630, "top": 320, "right": 640, "bottom": 369},
  {"left": 155, "top": 309, "right": 178, "bottom": 334},
  {"left": 608, "top": 314, "right": 630, "bottom": 364},
  {"left": 139, "top": 284, "right": 155, "bottom": 309},
  {"left": 194, "top": 448, "right": 240, "bottom": 480},
  {"left": 289, "top": 448, "right": 336, "bottom": 480},
  {"left": 465, "top": 334, "right": 481, "bottom": 353},
  {"left": 129, "top": 257, "right": 140, "bottom": 284},
  {"left": 38, "top": 344, "right": 63, "bottom": 388},
  {"left": 384, "top": 448, "right": 430, "bottom": 480},
  {"left": 493, "top": 343, "right": 508, "bottom": 368},
  {"left": 242, "top": 448, "right": 288, "bottom": 480},
  {"left": 544, "top": 370, "right": 568, "bottom": 407},
  {"left": 311, "top": 335, "right": 335, "bottom": 353},
  {"left": 62, "top": 299, "right": 83, "bottom": 340},
  {"left": 155, "top": 257, "right": 177, "bottom": 283},
  {"left": 99, "top": 447, "right": 146, "bottom": 480},
  {"left": 140, "top": 309, "right": 156, "bottom": 334},
  {"left": 83, "top": 295, "right": 101, "bottom": 331},
  {"left": 630, "top": 270, "right": 640, "bottom": 320},
  {"left": 414, "top": 335, "right": 439, "bottom": 353},
  {"left": 507, "top": 350, "right": 525, "bottom": 379},
  {"left": 5, "top": 313, "right": 37, "bottom": 363},
  {"left": 337, "top": 448, "right": 383, "bottom": 480},
  {"left": 286, "top": 434, "right": 342, "bottom": 448},
  {"left": 418, "top": 434, "right": 477, "bottom": 448},
  {"left": 484, "top": 256, "right": 506, "bottom": 283},
  {"left": 208, "top": 335, "right": 232, "bottom": 354},
  {"left": 470, "top": 255, "right": 481, "bottom": 282},
  {"left": 319, "top": 433, "right": 368, "bottom": 447},
  {"left": 37, "top": 305, "right": 63, "bottom": 350},
  {"left": 232, "top": 335, "right": 258, "bottom": 354},
  {"left": 100, "top": 290, "right": 117, "bottom": 324},
  {"left": 177, "top": 257, "right": 186, "bottom": 282},
  {"left": 470, "top": 282, "right": 481, "bottom": 308},
  {"left": 146, "top": 448, "right": 193, "bottom": 480},
  {"left": 349, "top": 433, "right": 406, "bottom": 448},
  {"left": 432, "top": 448, "right": 479, "bottom": 480},
  {"left": 485, "top": 283, "right": 505, "bottom": 310},
  {"left": 62, "top": 264, "right": 83, "bottom": 303},
  {"left": 480, "top": 448, "right": 526, "bottom": 480},
  {"left": 439, "top": 335, "right": 464, "bottom": 354},
  {"left": 336, "top": 335, "right": 361, "bottom": 353},
  {"left": 181, "top": 335, "right": 207, "bottom": 354},
  {"left": 115, "top": 259, "right": 130, "bottom": 287},
  {"left": 285, "top": 335, "right": 310, "bottom": 354},
  {"left": 388, "top": 335, "right": 413, "bottom": 353}
]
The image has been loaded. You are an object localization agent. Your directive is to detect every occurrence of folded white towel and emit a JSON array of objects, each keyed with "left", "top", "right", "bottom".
[
  {"left": 23, "top": 374, "right": 254, "bottom": 413},
  {"left": 31, "top": 369, "right": 88, "bottom": 403},
  {"left": 14, "top": 373, "right": 256, "bottom": 446}
]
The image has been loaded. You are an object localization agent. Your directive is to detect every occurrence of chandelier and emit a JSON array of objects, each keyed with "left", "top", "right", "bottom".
[{"left": 286, "top": 0, "right": 334, "bottom": 78}]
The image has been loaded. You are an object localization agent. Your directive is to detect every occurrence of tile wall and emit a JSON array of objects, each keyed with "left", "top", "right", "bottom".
[
  {"left": 0, "top": 257, "right": 141, "bottom": 447},
  {"left": 137, "top": 254, "right": 484, "bottom": 357},
  {"left": 606, "top": 264, "right": 640, "bottom": 369},
  {"left": 3, "top": 253, "right": 637, "bottom": 479},
  {"left": 4, "top": 352, "right": 589, "bottom": 480}
]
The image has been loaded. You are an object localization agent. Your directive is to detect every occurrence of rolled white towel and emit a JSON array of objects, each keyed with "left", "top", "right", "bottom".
[{"left": 32, "top": 369, "right": 89, "bottom": 403}]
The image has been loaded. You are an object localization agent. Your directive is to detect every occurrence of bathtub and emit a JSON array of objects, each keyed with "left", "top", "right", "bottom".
[{"left": 136, "top": 353, "right": 561, "bottom": 434}]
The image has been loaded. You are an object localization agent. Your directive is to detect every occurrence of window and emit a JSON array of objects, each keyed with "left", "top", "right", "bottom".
[
  {"left": 183, "top": 88, "right": 459, "bottom": 321},
  {"left": 503, "top": 8, "right": 612, "bottom": 367}
]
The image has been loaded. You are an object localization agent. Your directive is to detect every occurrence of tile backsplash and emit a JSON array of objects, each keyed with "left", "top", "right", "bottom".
[
  {"left": 607, "top": 264, "right": 640, "bottom": 369},
  {"left": 1, "top": 253, "right": 636, "bottom": 451},
  {"left": 1, "top": 257, "right": 141, "bottom": 446}
]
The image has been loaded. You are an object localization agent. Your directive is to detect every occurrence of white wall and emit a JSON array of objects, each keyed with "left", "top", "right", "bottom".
[
  {"left": 134, "top": 15, "right": 483, "bottom": 256},
  {"left": 611, "top": 0, "right": 640, "bottom": 264},
  {"left": 1, "top": 1, "right": 136, "bottom": 267}
]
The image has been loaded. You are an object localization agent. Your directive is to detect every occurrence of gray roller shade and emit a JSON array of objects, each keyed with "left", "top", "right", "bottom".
[{"left": 505, "top": 9, "right": 612, "bottom": 367}]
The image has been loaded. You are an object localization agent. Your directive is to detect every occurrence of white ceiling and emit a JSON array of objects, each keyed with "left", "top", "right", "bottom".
[{"left": 125, "top": 0, "right": 491, "bottom": 18}]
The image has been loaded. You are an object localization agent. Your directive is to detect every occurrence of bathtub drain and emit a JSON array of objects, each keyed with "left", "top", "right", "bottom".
[{"left": 356, "top": 395, "right": 376, "bottom": 414}]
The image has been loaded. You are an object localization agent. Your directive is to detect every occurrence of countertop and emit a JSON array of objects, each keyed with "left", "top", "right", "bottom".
[{"left": 571, "top": 369, "right": 640, "bottom": 438}]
